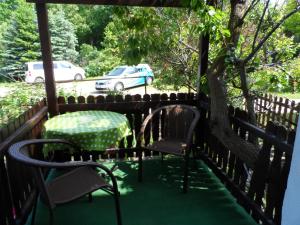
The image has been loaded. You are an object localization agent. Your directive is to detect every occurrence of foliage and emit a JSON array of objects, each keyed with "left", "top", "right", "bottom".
[
  {"left": 78, "top": 42, "right": 122, "bottom": 77},
  {"left": 0, "top": 81, "right": 83, "bottom": 128},
  {"left": 57, "top": 84, "right": 79, "bottom": 98},
  {"left": 0, "top": 2, "right": 40, "bottom": 80},
  {"left": 48, "top": 8, "right": 79, "bottom": 62},
  {"left": 0, "top": 0, "right": 21, "bottom": 23},
  {"left": 284, "top": 0, "right": 300, "bottom": 42},
  {"left": 62, "top": 5, "right": 113, "bottom": 48},
  {"left": 101, "top": 8, "right": 207, "bottom": 91},
  {"left": 0, "top": 1, "right": 299, "bottom": 126},
  {"left": 0, "top": 0, "right": 20, "bottom": 70},
  {"left": 0, "top": 82, "right": 45, "bottom": 127},
  {"left": 249, "top": 56, "right": 300, "bottom": 93}
]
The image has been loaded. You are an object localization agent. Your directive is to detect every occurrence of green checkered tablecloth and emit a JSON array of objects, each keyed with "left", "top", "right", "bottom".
[{"left": 42, "top": 110, "right": 131, "bottom": 154}]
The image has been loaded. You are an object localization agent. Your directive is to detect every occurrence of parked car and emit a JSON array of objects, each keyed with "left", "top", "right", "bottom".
[
  {"left": 25, "top": 61, "right": 85, "bottom": 83},
  {"left": 95, "top": 64, "right": 154, "bottom": 91}
]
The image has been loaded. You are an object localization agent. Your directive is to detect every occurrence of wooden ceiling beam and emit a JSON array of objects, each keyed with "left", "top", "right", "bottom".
[{"left": 27, "top": 0, "right": 185, "bottom": 7}]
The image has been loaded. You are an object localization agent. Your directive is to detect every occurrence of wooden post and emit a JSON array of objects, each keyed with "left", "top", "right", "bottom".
[
  {"left": 36, "top": 3, "right": 58, "bottom": 117},
  {"left": 196, "top": 34, "right": 209, "bottom": 96},
  {"left": 200, "top": 35, "right": 209, "bottom": 78}
]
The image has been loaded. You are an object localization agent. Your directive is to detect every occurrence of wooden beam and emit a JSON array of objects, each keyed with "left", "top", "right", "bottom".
[
  {"left": 28, "top": 0, "right": 184, "bottom": 7},
  {"left": 36, "top": 3, "right": 58, "bottom": 117},
  {"left": 0, "top": 106, "right": 48, "bottom": 154},
  {"left": 200, "top": 34, "right": 209, "bottom": 77},
  {"left": 196, "top": 34, "right": 209, "bottom": 95}
]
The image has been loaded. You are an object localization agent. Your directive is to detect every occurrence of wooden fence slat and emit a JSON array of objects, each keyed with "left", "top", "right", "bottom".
[
  {"left": 143, "top": 94, "right": 151, "bottom": 152},
  {"left": 170, "top": 93, "right": 177, "bottom": 101},
  {"left": 96, "top": 95, "right": 105, "bottom": 103},
  {"left": 265, "top": 124, "right": 287, "bottom": 224},
  {"left": 57, "top": 96, "right": 66, "bottom": 104},
  {"left": 151, "top": 94, "right": 160, "bottom": 144},
  {"left": 125, "top": 95, "right": 134, "bottom": 151},
  {"left": 248, "top": 122, "right": 274, "bottom": 205},
  {"left": 77, "top": 96, "right": 85, "bottom": 103},
  {"left": 87, "top": 95, "right": 95, "bottom": 104},
  {"left": 67, "top": 96, "right": 76, "bottom": 104},
  {"left": 254, "top": 94, "right": 299, "bottom": 131},
  {"left": 282, "top": 99, "right": 289, "bottom": 127},
  {"left": 106, "top": 95, "right": 115, "bottom": 103}
]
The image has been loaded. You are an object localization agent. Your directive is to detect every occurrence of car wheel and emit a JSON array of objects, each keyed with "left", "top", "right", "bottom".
[
  {"left": 74, "top": 74, "right": 83, "bottom": 81},
  {"left": 146, "top": 77, "right": 153, "bottom": 85},
  {"left": 34, "top": 77, "right": 44, "bottom": 83},
  {"left": 114, "top": 82, "right": 124, "bottom": 91}
]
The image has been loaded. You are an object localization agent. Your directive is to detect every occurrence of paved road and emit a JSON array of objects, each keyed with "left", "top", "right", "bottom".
[
  {"left": 0, "top": 87, "right": 10, "bottom": 97},
  {"left": 56, "top": 80, "right": 173, "bottom": 96},
  {"left": 0, "top": 80, "right": 175, "bottom": 98}
]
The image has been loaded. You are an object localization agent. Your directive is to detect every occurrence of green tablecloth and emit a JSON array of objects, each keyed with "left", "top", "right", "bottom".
[{"left": 42, "top": 110, "right": 131, "bottom": 153}]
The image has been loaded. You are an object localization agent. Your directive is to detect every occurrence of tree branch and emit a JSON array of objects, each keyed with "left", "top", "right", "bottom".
[
  {"left": 164, "top": 57, "right": 182, "bottom": 66},
  {"left": 245, "top": 6, "right": 300, "bottom": 63},
  {"left": 231, "top": 80, "right": 242, "bottom": 89},
  {"left": 182, "top": 76, "right": 197, "bottom": 91},
  {"left": 238, "top": 0, "right": 260, "bottom": 27},
  {"left": 178, "top": 39, "right": 199, "bottom": 53},
  {"left": 252, "top": 0, "right": 270, "bottom": 52}
]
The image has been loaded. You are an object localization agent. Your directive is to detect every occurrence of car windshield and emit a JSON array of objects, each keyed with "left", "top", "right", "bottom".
[{"left": 108, "top": 67, "right": 125, "bottom": 76}]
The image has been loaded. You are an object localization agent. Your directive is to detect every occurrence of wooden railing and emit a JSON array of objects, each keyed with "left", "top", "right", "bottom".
[
  {"left": 0, "top": 93, "right": 295, "bottom": 225},
  {"left": 56, "top": 93, "right": 197, "bottom": 160},
  {"left": 253, "top": 93, "right": 300, "bottom": 130},
  {"left": 0, "top": 100, "right": 48, "bottom": 225},
  {"left": 197, "top": 94, "right": 295, "bottom": 225}
]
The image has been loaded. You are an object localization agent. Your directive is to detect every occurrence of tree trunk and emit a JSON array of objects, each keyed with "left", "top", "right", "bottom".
[
  {"left": 205, "top": 0, "right": 259, "bottom": 167},
  {"left": 207, "top": 63, "right": 259, "bottom": 168},
  {"left": 238, "top": 60, "right": 257, "bottom": 126}
]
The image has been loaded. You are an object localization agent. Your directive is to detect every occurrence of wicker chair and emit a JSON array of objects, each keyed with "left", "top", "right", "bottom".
[
  {"left": 8, "top": 139, "right": 122, "bottom": 225},
  {"left": 137, "top": 104, "right": 200, "bottom": 193}
]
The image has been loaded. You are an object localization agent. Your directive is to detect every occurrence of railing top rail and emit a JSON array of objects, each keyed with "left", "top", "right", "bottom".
[
  {"left": 234, "top": 117, "right": 294, "bottom": 153},
  {"left": 0, "top": 106, "right": 48, "bottom": 156}
]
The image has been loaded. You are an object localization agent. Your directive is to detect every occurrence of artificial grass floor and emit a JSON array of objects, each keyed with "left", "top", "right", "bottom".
[{"left": 31, "top": 158, "right": 258, "bottom": 225}]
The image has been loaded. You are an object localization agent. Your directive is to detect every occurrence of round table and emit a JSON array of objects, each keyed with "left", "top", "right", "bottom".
[{"left": 42, "top": 110, "right": 131, "bottom": 154}]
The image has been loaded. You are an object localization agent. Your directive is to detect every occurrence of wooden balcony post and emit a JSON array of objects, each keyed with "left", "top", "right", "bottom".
[
  {"left": 196, "top": 35, "right": 209, "bottom": 96},
  {"left": 36, "top": 3, "right": 58, "bottom": 117}
]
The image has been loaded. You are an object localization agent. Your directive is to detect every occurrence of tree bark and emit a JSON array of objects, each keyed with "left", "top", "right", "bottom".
[
  {"left": 206, "top": 0, "right": 259, "bottom": 167},
  {"left": 237, "top": 60, "right": 257, "bottom": 126},
  {"left": 205, "top": 0, "right": 300, "bottom": 167}
]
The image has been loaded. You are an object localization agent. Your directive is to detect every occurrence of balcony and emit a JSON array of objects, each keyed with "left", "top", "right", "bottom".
[
  {"left": 30, "top": 158, "right": 257, "bottom": 225},
  {"left": 0, "top": 93, "right": 295, "bottom": 225}
]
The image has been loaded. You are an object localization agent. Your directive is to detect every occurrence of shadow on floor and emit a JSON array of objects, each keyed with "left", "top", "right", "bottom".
[{"left": 31, "top": 158, "right": 258, "bottom": 225}]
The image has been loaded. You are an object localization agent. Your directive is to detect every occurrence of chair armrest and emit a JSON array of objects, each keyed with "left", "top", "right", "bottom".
[
  {"left": 8, "top": 139, "right": 119, "bottom": 190},
  {"left": 8, "top": 139, "right": 78, "bottom": 168}
]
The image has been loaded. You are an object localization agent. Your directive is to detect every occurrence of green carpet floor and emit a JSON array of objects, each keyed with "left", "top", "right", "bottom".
[{"left": 31, "top": 158, "right": 258, "bottom": 225}]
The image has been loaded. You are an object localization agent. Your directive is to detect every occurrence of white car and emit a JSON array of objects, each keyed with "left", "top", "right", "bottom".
[
  {"left": 25, "top": 61, "right": 85, "bottom": 83},
  {"left": 95, "top": 64, "right": 154, "bottom": 91}
]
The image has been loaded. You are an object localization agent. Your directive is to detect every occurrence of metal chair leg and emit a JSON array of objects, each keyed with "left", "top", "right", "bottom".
[
  {"left": 138, "top": 149, "right": 143, "bottom": 182},
  {"left": 88, "top": 193, "right": 93, "bottom": 202},
  {"left": 30, "top": 193, "right": 38, "bottom": 225},
  {"left": 113, "top": 190, "right": 123, "bottom": 225},
  {"left": 48, "top": 208, "right": 54, "bottom": 225},
  {"left": 183, "top": 153, "right": 190, "bottom": 193}
]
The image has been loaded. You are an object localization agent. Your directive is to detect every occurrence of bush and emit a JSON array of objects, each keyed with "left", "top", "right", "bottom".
[
  {"left": 79, "top": 44, "right": 122, "bottom": 78},
  {"left": 250, "top": 57, "right": 300, "bottom": 93},
  {"left": 0, "top": 81, "right": 84, "bottom": 128},
  {"left": 0, "top": 82, "right": 45, "bottom": 127}
]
